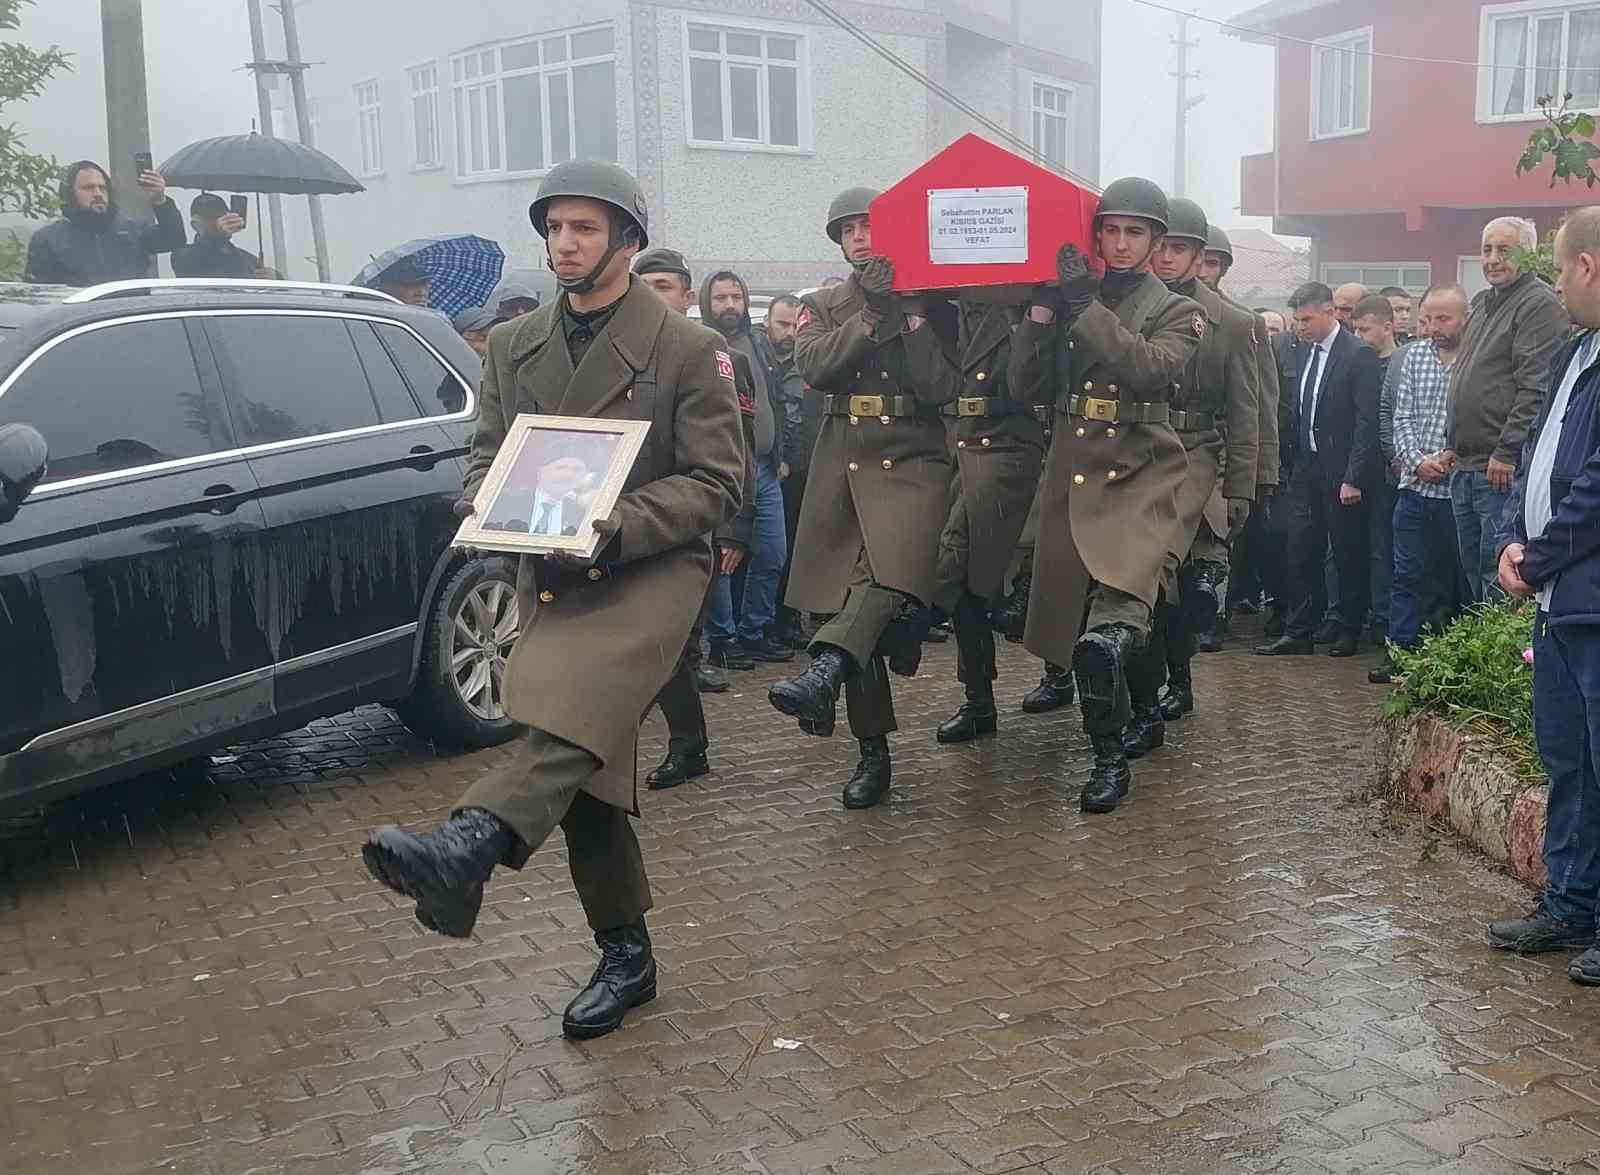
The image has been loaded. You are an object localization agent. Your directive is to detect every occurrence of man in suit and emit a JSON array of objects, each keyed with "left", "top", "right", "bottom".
[
  {"left": 1258, "top": 281, "right": 1383, "bottom": 657},
  {"left": 527, "top": 455, "right": 589, "bottom": 536}
]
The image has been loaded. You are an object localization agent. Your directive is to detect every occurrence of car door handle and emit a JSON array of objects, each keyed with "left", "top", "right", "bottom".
[
  {"left": 202, "top": 483, "right": 241, "bottom": 515},
  {"left": 405, "top": 443, "right": 441, "bottom": 470}
]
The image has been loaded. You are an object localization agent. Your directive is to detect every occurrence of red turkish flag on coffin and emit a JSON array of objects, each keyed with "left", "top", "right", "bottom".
[{"left": 870, "top": 133, "right": 1100, "bottom": 292}]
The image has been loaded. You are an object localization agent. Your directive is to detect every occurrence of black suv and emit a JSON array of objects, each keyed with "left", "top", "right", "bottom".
[{"left": 0, "top": 278, "right": 521, "bottom": 809}]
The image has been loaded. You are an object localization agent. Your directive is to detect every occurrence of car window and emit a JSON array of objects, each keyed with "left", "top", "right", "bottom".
[
  {"left": 208, "top": 315, "right": 393, "bottom": 446},
  {"left": 373, "top": 322, "right": 468, "bottom": 416},
  {"left": 348, "top": 321, "right": 426, "bottom": 422},
  {"left": 0, "top": 318, "right": 226, "bottom": 483}
]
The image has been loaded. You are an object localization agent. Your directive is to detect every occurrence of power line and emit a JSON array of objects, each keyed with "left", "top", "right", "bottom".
[
  {"left": 797, "top": 0, "right": 1103, "bottom": 192},
  {"left": 1125, "top": 0, "right": 1536, "bottom": 71}
]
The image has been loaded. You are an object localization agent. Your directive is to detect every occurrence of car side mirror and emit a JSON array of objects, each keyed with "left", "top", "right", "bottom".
[{"left": 0, "top": 423, "right": 48, "bottom": 521}]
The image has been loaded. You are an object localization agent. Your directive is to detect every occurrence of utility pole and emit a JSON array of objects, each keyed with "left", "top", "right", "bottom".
[
  {"left": 1171, "top": 12, "right": 1202, "bottom": 198},
  {"left": 99, "top": 0, "right": 153, "bottom": 242},
  {"left": 278, "top": 0, "right": 330, "bottom": 281},
  {"left": 245, "top": 0, "right": 289, "bottom": 277}
]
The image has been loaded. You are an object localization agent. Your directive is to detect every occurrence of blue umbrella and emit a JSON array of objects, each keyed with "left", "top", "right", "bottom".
[{"left": 354, "top": 235, "right": 506, "bottom": 317}]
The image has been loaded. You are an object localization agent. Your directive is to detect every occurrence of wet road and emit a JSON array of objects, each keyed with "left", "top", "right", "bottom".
[{"left": 5, "top": 619, "right": 1600, "bottom": 1175}]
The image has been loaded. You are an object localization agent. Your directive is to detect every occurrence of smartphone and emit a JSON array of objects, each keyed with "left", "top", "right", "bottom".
[
  {"left": 133, "top": 151, "right": 153, "bottom": 175},
  {"left": 229, "top": 194, "right": 249, "bottom": 225}
]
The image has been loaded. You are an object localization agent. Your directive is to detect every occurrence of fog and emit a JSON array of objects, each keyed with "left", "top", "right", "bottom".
[{"left": 9, "top": 0, "right": 1275, "bottom": 232}]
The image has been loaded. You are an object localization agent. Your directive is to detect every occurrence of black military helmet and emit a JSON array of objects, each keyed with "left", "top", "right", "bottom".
[
  {"left": 1094, "top": 177, "right": 1169, "bottom": 234},
  {"left": 633, "top": 247, "right": 691, "bottom": 281},
  {"left": 528, "top": 159, "right": 650, "bottom": 249},
  {"left": 1165, "top": 197, "right": 1209, "bottom": 248},
  {"left": 826, "top": 186, "right": 881, "bottom": 243},
  {"left": 1205, "top": 224, "right": 1234, "bottom": 262}
]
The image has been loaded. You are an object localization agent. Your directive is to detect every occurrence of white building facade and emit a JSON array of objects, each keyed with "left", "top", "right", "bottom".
[{"left": 275, "top": 0, "right": 1100, "bottom": 292}]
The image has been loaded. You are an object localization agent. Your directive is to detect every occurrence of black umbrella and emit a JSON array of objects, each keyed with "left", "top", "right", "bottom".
[{"left": 158, "top": 133, "right": 364, "bottom": 196}]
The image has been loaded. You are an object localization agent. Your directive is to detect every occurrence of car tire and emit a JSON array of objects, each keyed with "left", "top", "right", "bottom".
[{"left": 396, "top": 556, "right": 523, "bottom": 750}]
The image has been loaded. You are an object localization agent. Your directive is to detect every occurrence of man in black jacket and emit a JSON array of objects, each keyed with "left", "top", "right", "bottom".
[
  {"left": 24, "top": 160, "right": 185, "bottom": 286},
  {"left": 171, "top": 194, "right": 257, "bottom": 279},
  {"left": 761, "top": 293, "right": 814, "bottom": 648},
  {"left": 1258, "top": 281, "right": 1384, "bottom": 657}
]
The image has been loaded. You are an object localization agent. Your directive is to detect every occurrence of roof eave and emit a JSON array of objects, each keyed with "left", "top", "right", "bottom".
[{"left": 1224, "top": 0, "right": 1339, "bottom": 42}]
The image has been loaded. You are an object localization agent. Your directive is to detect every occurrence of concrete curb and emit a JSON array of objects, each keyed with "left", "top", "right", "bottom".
[{"left": 1385, "top": 713, "right": 1548, "bottom": 888}]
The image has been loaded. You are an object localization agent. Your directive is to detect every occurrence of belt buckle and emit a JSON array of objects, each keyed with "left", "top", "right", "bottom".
[
  {"left": 957, "top": 396, "right": 985, "bottom": 417},
  {"left": 1082, "top": 396, "right": 1119, "bottom": 422},
  {"left": 849, "top": 394, "right": 884, "bottom": 417}
]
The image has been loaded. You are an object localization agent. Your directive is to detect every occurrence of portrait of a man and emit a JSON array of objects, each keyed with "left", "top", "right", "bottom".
[{"left": 478, "top": 430, "right": 622, "bottom": 538}]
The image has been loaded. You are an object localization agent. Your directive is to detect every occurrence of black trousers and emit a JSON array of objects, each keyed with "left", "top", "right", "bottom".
[
  {"left": 653, "top": 576, "right": 716, "bottom": 747},
  {"left": 1285, "top": 455, "right": 1370, "bottom": 640},
  {"left": 1230, "top": 489, "right": 1288, "bottom": 608}
]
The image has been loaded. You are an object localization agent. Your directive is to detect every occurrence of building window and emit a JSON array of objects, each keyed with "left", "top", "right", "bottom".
[
  {"left": 1321, "top": 262, "right": 1432, "bottom": 294},
  {"left": 1030, "top": 78, "right": 1075, "bottom": 170},
  {"left": 685, "top": 22, "right": 810, "bottom": 150},
  {"left": 450, "top": 25, "right": 617, "bottom": 180},
  {"left": 1479, "top": 0, "right": 1600, "bottom": 120},
  {"left": 355, "top": 80, "right": 383, "bottom": 175},
  {"left": 409, "top": 63, "right": 441, "bottom": 169},
  {"left": 1309, "top": 27, "right": 1372, "bottom": 140}
]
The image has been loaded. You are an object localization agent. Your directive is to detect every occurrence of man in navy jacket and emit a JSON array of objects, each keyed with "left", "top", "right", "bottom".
[{"left": 1487, "top": 207, "right": 1600, "bottom": 982}]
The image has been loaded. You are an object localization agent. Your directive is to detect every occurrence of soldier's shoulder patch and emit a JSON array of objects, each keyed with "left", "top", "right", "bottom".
[
  {"left": 1191, "top": 311, "right": 1207, "bottom": 339},
  {"left": 715, "top": 350, "right": 736, "bottom": 383}
]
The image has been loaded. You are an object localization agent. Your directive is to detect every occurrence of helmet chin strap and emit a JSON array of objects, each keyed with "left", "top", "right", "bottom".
[
  {"left": 548, "top": 223, "right": 635, "bottom": 296},
  {"left": 841, "top": 245, "right": 870, "bottom": 272}
]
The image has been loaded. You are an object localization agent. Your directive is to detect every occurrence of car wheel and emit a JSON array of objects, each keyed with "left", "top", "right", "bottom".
[{"left": 396, "top": 556, "right": 522, "bottom": 750}]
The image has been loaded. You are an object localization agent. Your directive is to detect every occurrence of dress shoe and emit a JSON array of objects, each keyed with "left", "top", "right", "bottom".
[
  {"left": 1021, "top": 662, "right": 1073, "bottom": 713},
  {"left": 1367, "top": 657, "right": 1399, "bottom": 685},
  {"left": 646, "top": 739, "right": 709, "bottom": 790},
  {"left": 842, "top": 735, "right": 891, "bottom": 808},
  {"left": 1158, "top": 661, "right": 1194, "bottom": 720},
  {"left": 562, "top": 920, "right": 657, "bottom": 1039},
  {"left": 768, "top": 645, "right": 853, "bottom": 737},
  {"left": 1080, "top": 732, "right": 1130, "bottom": 813},
  {"left": 1255, "top": 635, "right": 1314, "bottom": 656},
  {"left": 1197, "top": 614, "right": 1227, "bottom": 653},
  {"left": 363, "top": 808, "right": 518, "bottom": 938},
  {"left": 1327, "top": 630, "right": 1360, "bottom": 658},
  {"left": 1121, "top": 707, "right": 1166, "bottom": 759},
  {"left": 709, "top": 639, "right": 754, "bottom": 670},
  {"left": 1314, "top": 619, "right": 1342, "bottom": 644},
  {"left": 1263, "top": 610, "right": 1286, "bottom": 639},
  {"left": 695, "top": 664, "right": 729, "bottom": 693},
  {"left": 936, "top": 695, "right": 998, "bottom": 743},
  {"left": 740, "top": 636, "right": 795, "bottom": 663},
  {"left": 1487, "top": 909, "right": 1593, "bottom": 954}
]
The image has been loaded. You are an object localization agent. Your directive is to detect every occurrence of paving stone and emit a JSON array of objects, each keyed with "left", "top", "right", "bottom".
[{"left": 2, "top": 643, "right": 1596, "bottom": 1175}]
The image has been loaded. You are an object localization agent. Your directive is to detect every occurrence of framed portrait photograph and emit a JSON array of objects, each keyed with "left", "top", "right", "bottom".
[{"left": 453, "top": 415, "right": 651, "bottom": 559}]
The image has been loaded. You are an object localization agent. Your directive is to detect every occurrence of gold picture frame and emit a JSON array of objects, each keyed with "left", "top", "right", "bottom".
[{"left": 453, "top": 414, "right": 651, "bottom": 559}]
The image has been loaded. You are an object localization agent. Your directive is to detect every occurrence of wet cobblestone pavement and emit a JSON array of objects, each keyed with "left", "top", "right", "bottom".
[{"left": 5, "top": 620, "right": 1600, "bottom": 1175}]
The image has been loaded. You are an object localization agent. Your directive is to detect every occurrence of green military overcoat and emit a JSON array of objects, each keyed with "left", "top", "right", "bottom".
[
  {"left": 1009, "top": 273, "right": 1203, "bottom": 665},
  {"left": 1165, "top": 280, "right": 1261, "bottom": 581},
  {"left": 1221, "top": 289, "right": 1281, "bottom": 490},
  {"left": 466, "top": 278, "right": 745, "bottom": 813},
  {"left": 902, "top": 299, "right": 1047, "bottom": 609},
  {"left": 786, "top": 273, "right": 954, "bottom": 611}
]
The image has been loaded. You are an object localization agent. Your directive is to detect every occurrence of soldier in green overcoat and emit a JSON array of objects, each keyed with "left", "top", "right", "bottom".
[
  {"left": 362, "top": 162, "right": 744, "bottom": 1042},
  {"left": 1007, "top": 178, "right": 1204, "bottom": 813}
]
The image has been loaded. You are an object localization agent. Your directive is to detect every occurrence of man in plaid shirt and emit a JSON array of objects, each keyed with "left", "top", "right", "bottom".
[{"left": 1372, "top": 285, "right": 1472, "bottom": 684}]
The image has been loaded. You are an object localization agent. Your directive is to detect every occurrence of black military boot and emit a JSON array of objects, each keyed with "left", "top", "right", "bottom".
[
  {"left": 939, "top": 597, "right": 999, "bottom": 744},
  {"left": 1082, "top": 733, "right": 1132, "bottom": 813},
  {"left": 1021, "top": 662, "right": 1073, "bottom": 713},
  {"left": 1121, "top": 625, "right": 1166, "bottom": 759},
  {"left": 646, "top": 737, "right": 709, "bottom": 790},
  {"left": 768, "top": 645, "right": 854, "bottom": 737},
  {"left": 842, "top": 735, "right": 892, "bottom": 809},
  {"left": 562, "top": 919, "right": 657, "bottom": 1039},
  {"left": 1159, "top": 658, "right": 1195, "bottom": 719},
  {"left": 879, "top": 601, "right": 931, "bottom": 677},
  {"left": 1073, "top": 624, "right": 1139, "bottom": 814},
  {"left": 362, "top": 807, "right": 520, "bottom": 938},
  {"left": 992, "top": 572, "right": 1031, "bottom": 643}
]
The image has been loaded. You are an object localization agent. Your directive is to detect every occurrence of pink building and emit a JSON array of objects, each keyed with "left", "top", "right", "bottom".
[{"left": 1229, "top": 0, "right": 1599, "bottom": 297}]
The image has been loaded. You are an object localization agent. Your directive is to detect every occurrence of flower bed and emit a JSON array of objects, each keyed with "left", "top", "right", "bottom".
[{"left": 1382, "top": 602, "right": 1549, "bottom": 886}]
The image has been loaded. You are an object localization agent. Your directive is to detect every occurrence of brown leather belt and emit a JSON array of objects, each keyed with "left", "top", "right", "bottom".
[
  {"left": 939, "top": 396, "right": 1030, "bottom": 418},
  {"left": 822, "top": 393, "right": 931, "bottom": 418},
  {"left": 1061, "top": 395, "right": 1169, "bottom": 425},
  {"left": 1168, "top": 409, "right": 1217, "bottom": 431}
]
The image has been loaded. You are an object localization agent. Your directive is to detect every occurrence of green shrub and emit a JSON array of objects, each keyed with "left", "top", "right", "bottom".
[{"left": 1386, "top": 601, "right": 1538, "bottom": 770}]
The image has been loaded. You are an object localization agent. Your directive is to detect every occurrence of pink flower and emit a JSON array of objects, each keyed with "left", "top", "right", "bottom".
[{"left": 1523, "top": 647, "right": 1535, "bottom": 665}]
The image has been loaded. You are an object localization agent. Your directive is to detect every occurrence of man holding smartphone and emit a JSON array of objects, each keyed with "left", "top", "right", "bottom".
[
  {"left": 24, "top": 159, "right": 185, "bottom": 287},
  {"left": 172, "top": 194, "right": 257, "bottom": 278}
]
